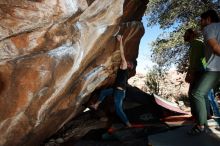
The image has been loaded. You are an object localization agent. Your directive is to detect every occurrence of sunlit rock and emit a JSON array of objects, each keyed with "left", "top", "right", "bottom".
[{"left": 0, "top": 0, "right": 147, "bottom": 145}]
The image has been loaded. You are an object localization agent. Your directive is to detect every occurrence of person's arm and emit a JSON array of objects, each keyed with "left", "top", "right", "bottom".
[
  {"left": 203, "top": 24, "right": 220, "bottom": 56},
  {"left": 207, "top": 38, "right": 220, "bottom": 55},
  {"left": 117, "top": 35, "right": 127, "bottom": 70}
]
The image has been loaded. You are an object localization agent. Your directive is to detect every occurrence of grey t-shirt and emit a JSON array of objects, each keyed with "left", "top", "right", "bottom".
[{"left": 203, "top": 22, "right": 220, "bottom": 71}]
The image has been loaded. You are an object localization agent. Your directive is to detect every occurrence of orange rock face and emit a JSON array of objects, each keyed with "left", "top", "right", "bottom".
[{"left": 0, "top": 0, "right": 147, "bottom": 145}]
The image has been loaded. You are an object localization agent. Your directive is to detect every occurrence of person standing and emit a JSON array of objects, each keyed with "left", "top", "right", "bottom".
[
  {"left": 188, "top": 9, "right": 220, "bottom": 135},
  {"left": 184, "top": 29, "right": 220, "bottom": 119},
  {"left": 184, "top": 28, "right": 206, "bottom": 117}
]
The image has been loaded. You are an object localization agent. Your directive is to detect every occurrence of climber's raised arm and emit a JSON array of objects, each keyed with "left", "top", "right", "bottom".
[{"left": 117, "top": 35, "right": 127, "bottom": 70}]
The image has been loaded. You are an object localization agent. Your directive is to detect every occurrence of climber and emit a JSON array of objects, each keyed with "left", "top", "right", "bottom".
[{"left": 90, "top": 34, "right": 134, "bottom": 127}]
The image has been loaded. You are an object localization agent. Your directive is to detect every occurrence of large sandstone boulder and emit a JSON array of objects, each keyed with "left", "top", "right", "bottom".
[{"left": 0, "top": 0, "right": 147, "bottom": 145}]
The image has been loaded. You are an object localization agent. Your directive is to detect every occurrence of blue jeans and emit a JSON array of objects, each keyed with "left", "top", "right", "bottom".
[
  {"left": 98, "top": 88, "right": 129, "bottom": 125},
  {"left": 208, "top": 89, "right": 220, "bottom": 117}
]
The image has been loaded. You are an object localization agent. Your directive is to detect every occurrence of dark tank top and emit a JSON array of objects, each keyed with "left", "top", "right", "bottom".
[{"left": 114, "top": 68, "right": 128, "bottom": 90}]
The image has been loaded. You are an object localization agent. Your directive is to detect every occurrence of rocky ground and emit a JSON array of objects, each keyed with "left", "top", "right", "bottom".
[
  {"left": 42, "top": 86, "right": 173, "bottom": 146},
  {"left": 43, "top": 85, "right": 220, "bottom": 146}
]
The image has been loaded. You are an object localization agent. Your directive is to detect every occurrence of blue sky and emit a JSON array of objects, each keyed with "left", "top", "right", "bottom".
[
  {"left": 136, "top": 16, "right": 161, "bottom": 74},
  {"left": 137, "top": 16, "right": 177, "bottom": 74}
]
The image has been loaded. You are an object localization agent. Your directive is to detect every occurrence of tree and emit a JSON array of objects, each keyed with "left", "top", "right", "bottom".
[
  {"left": 145, "top": 0, "right": 220, "bottom": 72},
  {"left": 144, "top": 65, "right": 166, "bottom": 94}
]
